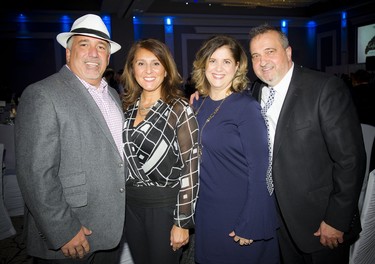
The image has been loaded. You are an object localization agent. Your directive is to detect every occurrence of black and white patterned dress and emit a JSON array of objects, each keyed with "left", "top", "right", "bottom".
[{"left": 123, "top": 97, "right": 199, "bottom": 228}]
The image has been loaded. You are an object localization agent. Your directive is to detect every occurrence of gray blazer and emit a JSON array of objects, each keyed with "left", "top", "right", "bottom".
[{"left": 15, "top": 66, "right": 127, "bottom": 259}]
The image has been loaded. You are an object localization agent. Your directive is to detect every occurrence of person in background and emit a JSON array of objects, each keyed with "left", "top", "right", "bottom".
[
  {"left": 121, "top": 38, "right": 199, "bottom": 264},
  {"left": 103, "top": 67, "right": 120, "bottom": 94},
  {"left": 349, "top": 69, "right": 375, "bottom": 126},
  {"left": 249, "top": 24, "right": 366, "bottom": 264},
  {"left": 183, "top": 75, "right": 196, "bottom": 99},
  {"left": 115, "top": 68, "right": 125, "bottom": 96},
  {"left": 192, "top": 35, "right": 279, "bottom": 264},
  {"left": 15, "top": 14, "right": 128, "bottom": 263}
]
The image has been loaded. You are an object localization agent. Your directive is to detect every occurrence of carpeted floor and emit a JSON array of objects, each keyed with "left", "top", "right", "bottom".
[{"left": 0, "top": 215, "right": 32, "bottom": 264}]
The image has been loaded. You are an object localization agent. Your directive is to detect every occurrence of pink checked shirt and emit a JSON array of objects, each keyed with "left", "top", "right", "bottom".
[{"left": 69, "top": 66, "right": 123, "bottom": 159}]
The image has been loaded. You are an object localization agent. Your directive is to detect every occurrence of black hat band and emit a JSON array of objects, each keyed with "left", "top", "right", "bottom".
[{"left": 71, "top": 27, "right": 110, "bottom": 41}]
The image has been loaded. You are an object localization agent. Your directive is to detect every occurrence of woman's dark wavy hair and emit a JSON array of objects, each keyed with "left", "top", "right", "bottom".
[
  {"left": 191, "top": 35, "right": 249, "bottom": 96},
  {"left": 121, "top": 38, "right": 184, "bottom": 110}
]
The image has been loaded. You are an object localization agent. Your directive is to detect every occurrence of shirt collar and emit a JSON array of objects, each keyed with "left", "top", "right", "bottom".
[{"left": 272, "top": 62, "right": 294, "bottom": 96}]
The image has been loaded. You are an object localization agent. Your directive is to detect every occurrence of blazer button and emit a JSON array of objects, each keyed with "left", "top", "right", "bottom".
[
  {"left": 119, "top": 163, "right": 124, "bottom": 167},
  {"left": 119, "top": 188, "right": 125, "bottom": 193}
]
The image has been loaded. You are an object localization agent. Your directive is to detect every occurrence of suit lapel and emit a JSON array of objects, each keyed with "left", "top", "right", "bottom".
[
  {"left": 250, "top": 80, "right": 265, "bottom": 102},
  {"left": 273, "top": 66, "right": 302, "bottom": 160},
  {"left": 59, "top": 67, "right": 122, "bottom": 158}
]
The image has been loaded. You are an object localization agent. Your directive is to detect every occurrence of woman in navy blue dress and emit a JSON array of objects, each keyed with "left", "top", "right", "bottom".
[{"left": 192, "top": 35, "right": 279, "bottom": 264}]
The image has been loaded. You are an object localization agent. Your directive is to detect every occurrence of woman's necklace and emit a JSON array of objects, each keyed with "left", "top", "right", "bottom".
[
  {"left": 138, "top": 105, "right": 152, "bottom": 117},
  {"left": 138, "top": 98, "right": 158, "bottom": 117},
  {"left": 195, "top": 91, "right": 231, "bottom": 161}
]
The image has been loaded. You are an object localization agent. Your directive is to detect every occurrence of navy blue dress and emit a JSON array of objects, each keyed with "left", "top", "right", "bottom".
[{"left": 194, "top": 92, "right": 280, "bottom": 264}]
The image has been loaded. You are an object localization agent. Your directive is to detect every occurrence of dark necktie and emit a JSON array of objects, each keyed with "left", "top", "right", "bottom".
[{"left": 261, "top": 87, "right": 275, "bottom": 195}]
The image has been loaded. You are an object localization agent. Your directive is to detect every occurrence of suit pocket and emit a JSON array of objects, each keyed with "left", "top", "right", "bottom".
[{"left": 60, "top": 172, "right": 88, "bottom": 208}]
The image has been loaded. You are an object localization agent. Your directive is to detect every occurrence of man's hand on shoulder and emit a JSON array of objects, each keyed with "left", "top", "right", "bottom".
[{"left": 189, "top": 91, "right": 200, "bottom": 105}]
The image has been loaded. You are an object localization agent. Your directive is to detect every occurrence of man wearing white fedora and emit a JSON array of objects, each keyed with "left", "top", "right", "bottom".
[{"left": 16, "top": 14, "right": 129, "bottom": 263}]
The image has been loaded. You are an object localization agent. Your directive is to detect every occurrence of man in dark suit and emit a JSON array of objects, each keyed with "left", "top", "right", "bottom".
[
  {"left": 249, "top": 24, "right": 366, "bottom": 264},
  {"left": 15, "top": 14, "right": 128, "bottom": 263}
]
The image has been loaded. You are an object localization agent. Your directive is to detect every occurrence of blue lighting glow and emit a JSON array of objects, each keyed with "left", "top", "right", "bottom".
[
  {"left": 133, "top": 16, "right": 141, "bottom": 40},
  {"left": 133, "top": 16, "right": 140, "bottom": 25},
  {"left": 280, "top": 20, "right": 288, "bottom": 35},
  {"left": 17, "top": 13, "right": 27, "bottom": 23},
  {"left": 342, "top": 11, "right": 347, "bottom": 20},
  {"left": 101, "top": 15, "right": 112, "bottom": 36},
  {"left": 165, "top": 25, "right": 173, "bottom": 34},
  {"left": 60, "top": 15, "right": 70, "bottom": 23},
  {"left": 306, "top": 21, "right": 316, "bottom": 51},
  {"left": 164, "top": 17, "right": 173, "bottom": 34},
  {"left": 307, "top": 21, "right": 317, "bottom": 28},
  {"left": 60, "top": 15, "right": 72, "bottom": 33},
  {"left": 17, "top": 13, "right": 28, "bottom": 36},
  {"left": 341, "top": 12, "right": 347, "bottom": 28},
  {"left": 165, "top": 17, "right": 172, "bottom": 25},
  {"left": 342, "top": 20, "right": 347, "bottom": 28}
]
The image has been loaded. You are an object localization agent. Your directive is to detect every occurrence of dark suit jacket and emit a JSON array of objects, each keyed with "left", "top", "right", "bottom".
[
  {"left": 15, "top": 66, "right": 127, "bottom": 259},
  {"left": 251, "top": 65, "right": 366, "bottom": 253}
]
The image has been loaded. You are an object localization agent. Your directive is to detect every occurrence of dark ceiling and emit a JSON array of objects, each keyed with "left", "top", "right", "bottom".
[{"left": 5, "top": 0, "right": 375, "bottom": 20}]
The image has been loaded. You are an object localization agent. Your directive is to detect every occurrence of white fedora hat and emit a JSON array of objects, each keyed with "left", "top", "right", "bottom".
[{"left": 56, "top": 14, "right": 121, "bottom": 54}]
